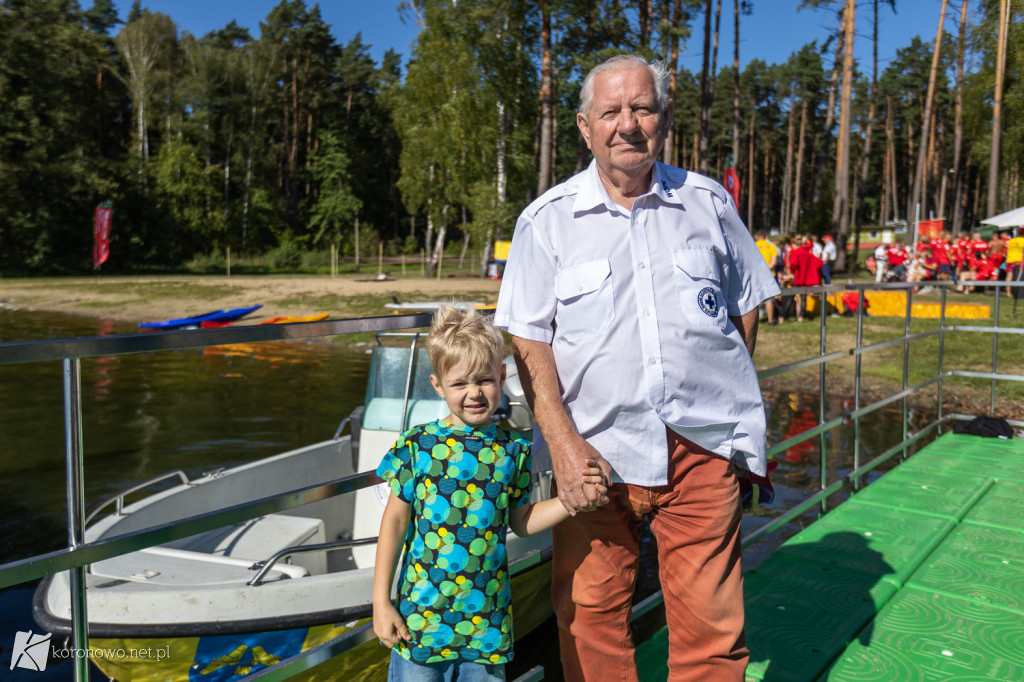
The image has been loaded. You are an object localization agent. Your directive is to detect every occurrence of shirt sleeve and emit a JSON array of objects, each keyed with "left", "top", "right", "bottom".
[
  {"left": 714, "top": 193, "right": 782, "bottom": 316},
  {"left": 375, "top": 430, "right": 419, "bottom": 504},
  {"left": 507, "top": 434, "right": 533, "bottom": 511},
  {"left": 494, "top": 212, "right": 558, "bottom": 343}
]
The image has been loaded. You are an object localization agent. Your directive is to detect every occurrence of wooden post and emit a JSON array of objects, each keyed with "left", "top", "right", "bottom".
[
  {"left": 378, "top": 242, "right": 384, "bottom": 278},
  {"left": 226, "top": 247, "right": 231, "bottom": 278},
  {"left": 436, "top": 241, "right": 444, "bottom": 280},
  {"left": 420, "top": 250, "right": 425, "bottom": 276},
  {"left": 402, "top": 253, "right": 406, "bottom": 276}
]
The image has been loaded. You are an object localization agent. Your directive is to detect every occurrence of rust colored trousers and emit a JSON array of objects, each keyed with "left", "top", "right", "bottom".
[{"left": 551, "top": 429, "right": 748, "bottom": 681}]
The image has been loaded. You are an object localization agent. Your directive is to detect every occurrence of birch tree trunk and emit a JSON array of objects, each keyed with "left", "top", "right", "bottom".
[
  {"left": 852, "top": 0, "right": 881, "bottom": 257},
  {"left": 987, "top": 0, "right": 1008, "bottom": 216},
  {"left": 831, "top": 0, "right": 856, "bottom": 270},
  {"left": 663, "top": 0, "right": 681, "bottom": 166},
  {"left": 732, "top": 0, "right": 741, "bottom": 179},
  {"left": 811, "top": 29, "right": 843, "bottom": 207},
  {"left": 910, "top": 0, "right": 948, "bottom": 224},
  {"left": 536, "top": 0, "right": 554, "bottom": 196},
  {"left": 698, "top": 0, "right": 714, "bottom": 174},
  {"left": 792, "top": 101, "right": 808, "bottom": 230},
  {"left": 951, "top": 0, "right": 969, "bottom": 234},
  {"left": 781, "top": 89, "right": 796, "bottom": 232}
]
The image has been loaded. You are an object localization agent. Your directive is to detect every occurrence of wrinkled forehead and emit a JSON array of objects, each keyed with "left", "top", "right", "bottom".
[{"left": 590, "top": 66, "right": 658, "bottom": 107}]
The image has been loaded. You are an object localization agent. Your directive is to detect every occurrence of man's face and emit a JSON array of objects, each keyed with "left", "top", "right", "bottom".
[{"left": 577, "top": 66, "right": 668, "bottom": 182}]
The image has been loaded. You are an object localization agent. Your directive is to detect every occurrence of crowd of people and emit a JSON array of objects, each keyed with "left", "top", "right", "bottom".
[
  {"left": 752, "top": 229, "right": 1024, "bottom": 323},
  {"left": 867, "top": 230, "right": 1024, "bottom": 296},
  {"left": 754, "top": 231, "right": 843, "bottom": 323}
]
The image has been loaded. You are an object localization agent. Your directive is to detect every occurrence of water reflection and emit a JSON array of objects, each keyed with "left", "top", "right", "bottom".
[{"left": 0, "top": 310, "right": 371, "bottom": 562}]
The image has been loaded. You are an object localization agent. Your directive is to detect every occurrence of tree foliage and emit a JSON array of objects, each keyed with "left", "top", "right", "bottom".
[{"left": 0, "top": 0, "right": 1020, "bottom": 274}]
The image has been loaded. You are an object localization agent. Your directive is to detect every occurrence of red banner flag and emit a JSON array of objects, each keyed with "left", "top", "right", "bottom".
[
  {"left": 917, "top": 219, "right": 944, "bottom": 240},
  {"left": 93, "top": 204, "right": 112, "bottom": 269},
  {"left": 723, "top": 164, "right": 741, "bottom": 208}
]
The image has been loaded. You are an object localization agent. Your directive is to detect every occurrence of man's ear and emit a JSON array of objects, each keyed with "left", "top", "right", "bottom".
[
  {"left": 576, "top": 112, "right": 591, "bottom": 150},
  {"left": 661, "top": 101, "right": 675, "bottom": 137}
]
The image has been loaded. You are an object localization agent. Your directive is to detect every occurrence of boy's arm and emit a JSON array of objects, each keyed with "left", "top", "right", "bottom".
[
  {"left": 372, "top": 491, "right": 412, "bottom": 648},
  {"left": 509, "top": 463, "right": 606, "bottom": 537},
  {"left": 508, "top": 498, "right": 571, "bottom": 538}
]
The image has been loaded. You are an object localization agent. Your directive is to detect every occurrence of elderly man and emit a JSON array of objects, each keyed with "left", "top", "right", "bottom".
[{"left": 495, "top": 55, "right": 779, "bottom": 681}]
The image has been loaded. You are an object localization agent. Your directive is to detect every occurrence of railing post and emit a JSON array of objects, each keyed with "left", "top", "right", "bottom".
[
  {"left": 63, "top": 358, "right": 90, "bottom": 681},
  {"left": 853, "top": 288, "right": 865, "bottom": 490},
  {"left": 902, "top": 287, "right": 912, "bottom": 459},
  {"left": 819, "top": 291, "right": 828, "bottom": 513},
  {"left": 991, "top": 288, "right": 1001, "bottom": 415},
  {"left": 938, "top": 287, "right": 947, "bottom": 428}
]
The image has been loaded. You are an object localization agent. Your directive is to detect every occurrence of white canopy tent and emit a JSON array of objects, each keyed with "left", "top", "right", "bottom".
[{"left": 980, "top": 206, "right": 1024, "bottom": 228}]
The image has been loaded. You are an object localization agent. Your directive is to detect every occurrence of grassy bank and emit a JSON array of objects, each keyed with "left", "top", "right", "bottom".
[
  {"left": 1, "top": 274, "right": 1020, "bottom": 414},
  {"left": 753, "top": 292, "right": 1024, "bottom": 413}
]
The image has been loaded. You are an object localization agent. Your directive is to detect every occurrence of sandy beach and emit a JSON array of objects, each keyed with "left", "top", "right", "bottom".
[{"left": 0, "top": 274, "right": 502, "bottom": 324}]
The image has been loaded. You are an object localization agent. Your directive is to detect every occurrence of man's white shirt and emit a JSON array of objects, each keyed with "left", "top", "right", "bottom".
[{"left": 495, "top": 161, "right": 780, "bottom": 485}]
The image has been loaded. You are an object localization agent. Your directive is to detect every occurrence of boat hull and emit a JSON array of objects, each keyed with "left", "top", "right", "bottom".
[{"left": 54, "top": 563, "right": 551, "bottom": 681}]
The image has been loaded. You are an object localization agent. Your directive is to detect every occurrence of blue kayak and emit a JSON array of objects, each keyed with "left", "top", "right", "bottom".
[{"left": 139, "top": 305, "right": 263, "bottom": 330}]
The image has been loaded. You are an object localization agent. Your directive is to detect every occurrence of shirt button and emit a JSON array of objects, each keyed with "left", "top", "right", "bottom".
[
  {"left": 648, "top": 357, "right": 656, "bottom": 365},
  {"left": 644, "top": 308, "right": 652, "bottom": 317},
  {"left": 639, "top": 262, "right": 646, "bottom": 270}
]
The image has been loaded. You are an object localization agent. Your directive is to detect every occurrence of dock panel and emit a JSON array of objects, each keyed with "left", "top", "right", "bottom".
[{"left": 633, "top": 432, "right": 1024, "bottom": 682}]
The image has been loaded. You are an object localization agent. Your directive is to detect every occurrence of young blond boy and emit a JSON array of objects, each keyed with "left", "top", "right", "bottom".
[{"left": 372, "top": 306, "right": 604, "bottom": 681}]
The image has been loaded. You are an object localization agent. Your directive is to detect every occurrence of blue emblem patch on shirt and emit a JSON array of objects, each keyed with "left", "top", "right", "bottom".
[{"left": 698, "top": 287, "right": 719, "bottom": 317}]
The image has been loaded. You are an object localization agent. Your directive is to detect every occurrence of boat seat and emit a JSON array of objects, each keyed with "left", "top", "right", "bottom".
[
  {"left": 90, "top": 546, "right": 309, "bottom": 586},
  {"left": 166, "top": 514, "right": 328, "bottom": 575}
]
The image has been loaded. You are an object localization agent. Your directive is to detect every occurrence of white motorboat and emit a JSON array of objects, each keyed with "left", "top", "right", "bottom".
[{"left": 33, "top": 333, "right": 553, "bottom": 680}]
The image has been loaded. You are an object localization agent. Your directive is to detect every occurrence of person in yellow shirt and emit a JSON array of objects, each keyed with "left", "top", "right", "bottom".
[
  {"left": 1006, "top": 229, "right": 1024, "bottom": 299},
  {"left": 755, "top": 231, "right": 781, "bottom": 324}
]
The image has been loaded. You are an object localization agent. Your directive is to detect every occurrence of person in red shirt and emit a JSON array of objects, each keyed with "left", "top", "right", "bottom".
[
  {"left": 789, "top": 236, "right": 822, "bottom": 321},
  {"left": 887, "top": 242, "right": 909, "bottom": 280},
  {"left": 958, "top": 254, "right": 999, "bottom": 294},
  {"left": 953, "top": 234, "right": 972, "bottom": 278},
  {"left": 932, "top": 232, "right": 953, "bottom": 280},
  {"left": 971, "top": 232, "right": 990, "bottom": 260}
]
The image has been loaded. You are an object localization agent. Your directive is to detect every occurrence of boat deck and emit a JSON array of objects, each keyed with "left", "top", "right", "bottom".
[{"left": 634, "top": 432, "right": 1024, "bottom": 681}]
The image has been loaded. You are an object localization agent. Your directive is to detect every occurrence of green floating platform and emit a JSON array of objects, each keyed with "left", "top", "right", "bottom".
[
  {"left": 772, "top": 499, "right": 954, "bottom": 587},
  {"left": 820, "top": 588, "right": 1024, "bottom": 681},
  {"left": 847, "top": 466, "right": 992, "bottom": 520},
  {"left": 633, "top": 431, "right": 1024, "bottom": 682}
]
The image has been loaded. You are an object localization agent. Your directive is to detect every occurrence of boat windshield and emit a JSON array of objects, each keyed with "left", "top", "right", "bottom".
[{"left": 362, "top": 336, "right": 446, "bottom": 431}]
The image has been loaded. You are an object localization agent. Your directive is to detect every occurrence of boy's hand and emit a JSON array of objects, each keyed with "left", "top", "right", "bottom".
[
  {"left": 581, "top": 458, "right": 609, "bottom": 508},
  {"left": 373, "top": 602, "right": 411, "bottom": 649}
]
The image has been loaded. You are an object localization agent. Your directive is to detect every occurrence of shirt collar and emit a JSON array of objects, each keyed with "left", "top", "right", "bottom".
[{"left": 572, "top": 160, "right": 683, "bottom": 215}]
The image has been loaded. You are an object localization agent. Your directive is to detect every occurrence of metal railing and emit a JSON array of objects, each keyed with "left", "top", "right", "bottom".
[{"left": 1, "top": 281, "right": 1022, "bottom": 680}]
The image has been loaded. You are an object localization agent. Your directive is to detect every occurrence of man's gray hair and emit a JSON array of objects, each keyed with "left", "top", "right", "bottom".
[{"left": 578, "top": 55, "right": 671, "bottom": 115}]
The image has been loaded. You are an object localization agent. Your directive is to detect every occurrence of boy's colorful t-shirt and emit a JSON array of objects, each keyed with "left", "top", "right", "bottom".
[{"left": 376, "top": 419, "right": 532, "bottom": 665}]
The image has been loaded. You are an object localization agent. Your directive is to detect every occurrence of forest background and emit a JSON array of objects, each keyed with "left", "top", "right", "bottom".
[{"left": 0, "top": 0, "right": 1020, "bottom": 277}]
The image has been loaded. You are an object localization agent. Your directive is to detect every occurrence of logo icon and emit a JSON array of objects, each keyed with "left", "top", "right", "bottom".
[
  {"left": 10, "top": 630, "right": 51, "bottom": 672},
  {"left": 697, "top": 287, "right": 719, "bottom": 317}
]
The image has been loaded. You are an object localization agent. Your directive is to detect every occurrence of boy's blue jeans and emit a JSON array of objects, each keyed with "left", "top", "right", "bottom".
[{"left": 388, "top": 649, "right": 506, "bottom": 682}]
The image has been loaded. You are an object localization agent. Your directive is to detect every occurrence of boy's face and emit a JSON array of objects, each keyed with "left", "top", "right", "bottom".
[{"left": 430, "top": 358, "right": 506, "bottom": 428}]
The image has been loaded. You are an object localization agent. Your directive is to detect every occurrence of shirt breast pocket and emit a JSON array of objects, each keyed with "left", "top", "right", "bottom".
[
  {"left": 554, "top": 259, "right": 615, "bottom": 342},
  {"left": 672, "top": 249, "right": 726, "bottom": 328}
]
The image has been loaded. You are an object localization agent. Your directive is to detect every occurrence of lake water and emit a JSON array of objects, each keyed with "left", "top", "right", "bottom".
[{"left": 0, "top": 308, "right": 930, "bottom": 679}]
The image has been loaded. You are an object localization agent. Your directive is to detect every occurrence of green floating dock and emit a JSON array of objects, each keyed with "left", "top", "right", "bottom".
[{"left": 634, "top": 432, "right": 1024, "bottom": 682}]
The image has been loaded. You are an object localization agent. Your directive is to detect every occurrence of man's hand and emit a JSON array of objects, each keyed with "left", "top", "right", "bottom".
[
  {"left": 373, "top": 601, "right": 411, "bottom": 649},
  {"left": 551, "top": 434, "right": 611, "bottom": 515}
]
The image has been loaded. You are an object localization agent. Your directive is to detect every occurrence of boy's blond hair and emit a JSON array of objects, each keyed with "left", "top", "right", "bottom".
[{"left": 426, "top": 306, "right": 504, "bottom": 380}]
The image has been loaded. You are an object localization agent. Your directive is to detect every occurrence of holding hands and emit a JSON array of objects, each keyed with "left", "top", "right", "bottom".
[{"left": 553, "top": 435, "right": 612, "bottom": 515}]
